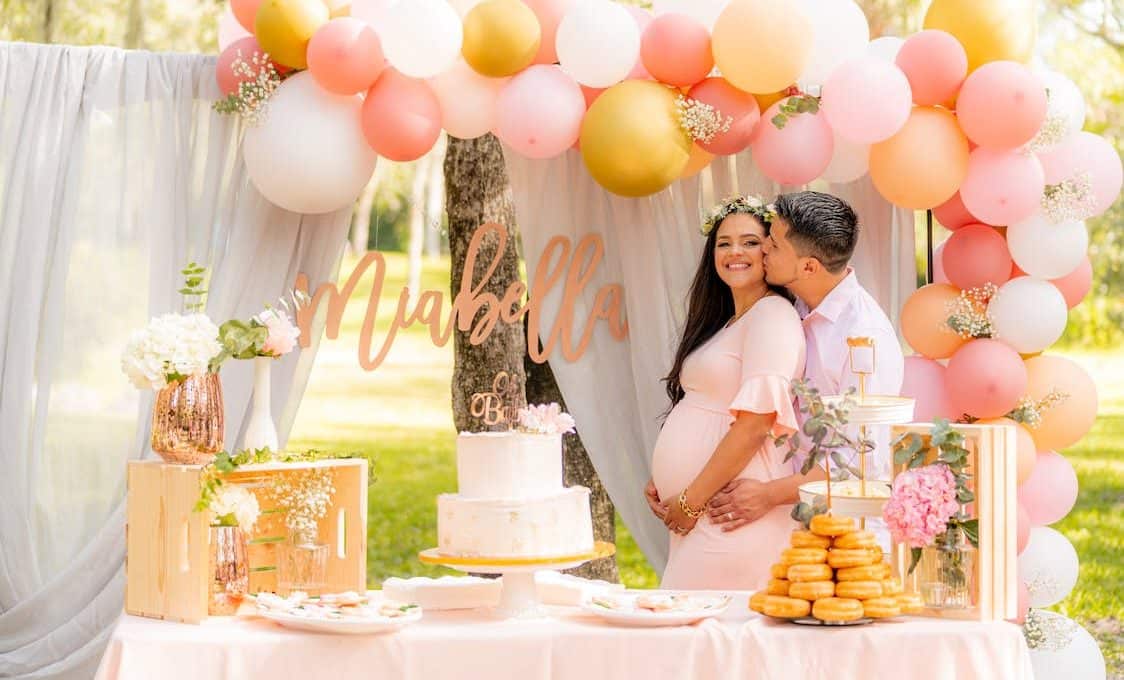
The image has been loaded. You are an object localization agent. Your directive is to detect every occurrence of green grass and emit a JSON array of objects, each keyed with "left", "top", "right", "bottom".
[{"left": 289, "top": 253, "right": 1121, "bottom": 673}]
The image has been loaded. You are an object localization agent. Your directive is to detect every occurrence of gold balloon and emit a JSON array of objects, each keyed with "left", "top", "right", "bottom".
[
  {"left": 712, "top": 0, "right": 811, "bottom": 93},
  {"left": 463, "top": 0, "right": 541, "bottom": 78},
  {"left": 869, "top": 106, "right": 969, "bottom": 210},
  {"left": 581, "top": 80, "right": 691, "bottom": 197},
  {"left": 924, "top": 0, "right": 1037, "bottom": 72},
  {"left": 255, "top": 0, "right": 329, "bottom": 70}
]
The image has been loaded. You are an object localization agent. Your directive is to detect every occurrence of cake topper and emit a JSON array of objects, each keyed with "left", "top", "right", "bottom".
[{"left": 469, "top": 371, "right": 524, "bottom": 428}]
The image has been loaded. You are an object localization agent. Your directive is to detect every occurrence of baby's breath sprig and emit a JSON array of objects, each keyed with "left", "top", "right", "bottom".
[
  {"left": 676, "top": 95, "right": 732, "bottom": 145},
  {"left": 1023, "top": 609, "right": 1078, "bottom": 652},
  {"left": 945, "top": 283, "right": 998, "bottom": 339},
  {"left": 270, "top": 468, "right": 336, "bottom": 545},
  {"left": 1041, "top": 171, "right": 1097, "bottom": 223},
  {"left": 213, "top": 51, "right": 283, "bottom": 126},
  {"left": 700, "top": 194, "right": 777, "bottom": 236},
  {"left": 1005, "top": 388, "right": 1070, "bottom": 429}
]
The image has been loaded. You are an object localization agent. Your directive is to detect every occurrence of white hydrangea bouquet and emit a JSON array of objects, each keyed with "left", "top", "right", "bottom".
[{"left": 209, "top": 484, "right": 261, "bottom": 529}]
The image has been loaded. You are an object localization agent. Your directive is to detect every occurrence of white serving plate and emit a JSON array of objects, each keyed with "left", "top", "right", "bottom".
[
  {"left": 581, "top": 594, "right": 730, "bottom": 627},
  {"left": 256, "top": 605, "right": 422, "bottom": 634},
  {"left": 798, "top": 479, "right": 891, "bottom": 517},
  {"left": 821, "top": 395, "right": 915, "bottom": 426}
]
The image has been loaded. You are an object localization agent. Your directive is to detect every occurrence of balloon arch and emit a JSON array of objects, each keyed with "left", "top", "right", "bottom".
[{"left": 214, "top": 0, "right": 1118, "bottom": 674}]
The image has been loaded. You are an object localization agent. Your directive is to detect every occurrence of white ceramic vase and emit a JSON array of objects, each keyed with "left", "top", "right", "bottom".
[{"left": 242, "top": 355, "right": 278, "bottom": 454}]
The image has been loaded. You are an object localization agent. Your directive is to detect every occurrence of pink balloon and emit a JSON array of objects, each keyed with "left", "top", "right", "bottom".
[
  {"left": 231, "top": 0, "right": 262, "bottom": 32},
  {"left": 932, "top": 240, "right": 949, "bottom": 283},
  {"left": 624, "top": 5, "right": 654, "bottom": 80},
  {"left": 361, "top": 69, "right": 442, "bottom": 162},
  {"left": 1016, "top": 502, "right": 1031, "bottom": 553},
  {"left": 956, "top": 61, "right": 1047, "bottom": 149},
  {"left": 941, "top": 224, "right": 1011, "bottom": 290},
  {"left": 1051, "top": 256, "right": 1093, "bottom": 309},
  {"left": 1037, "top": 131, "right": 1124, "bottom": 217},
  {"left": 821, "top": 57, "right": 912, "bottom": 144},
  {"left": 641, "top": 13, "right": 713, "bottom": 87},
  {"left": 752, "top": 103, "right": 833, "bottom": 185},
  {"left": 216, "top": 37, "right": 267, "bottom": 96},
  {"left": 946, "top": 339, "right": 1028, "bottom": 419},
  {"left": 895, "top": 29, "right": 967, "bottom": 106},
  {"left": 933, "top": 191, "right": 984, "bottom": 230},
  {"left": 526, "top": 0, "right": 573, "bottom": 65},
  {"left": 959, "top": 147, "right": 1045, "bottom": 226},
  {"left": 1019, "top": 451, "right": 1079, "bottom": 526},
  {"left": 901, "top": 356, "right": 955, "bottom": 421},
  {"left": 687, "top": 78, "right": 760, "bottom": 156},
  {"left": 496, "top": 65, "right": 585, "bottom": 159},
  {"left": 307, "top": 18, "right": 386, "bottom": 95}
]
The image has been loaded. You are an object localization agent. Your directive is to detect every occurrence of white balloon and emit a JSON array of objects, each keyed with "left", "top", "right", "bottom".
[
  {"left": 448, "top": 0, "right": 484, "bottom": 17},
  {"left": 1007, "top": 214, "right": 1088, "bottom": 279},
  {"left": 820, "top": 131, "right": 870, "bottom": 183},
  {"left": 429, "top": 58, "right": 508, "bottom": 139},
  {"left": 1027, "top": 611, "right": 1107, "bottom": 680},
  {"left": 797, "top": 0, "right": 870, "bottom": 88},
  {"left": 243, "top": 73, "right": 377, "bottom": 214},
  {"left": 1018, "top": 527, "right": 1080, "bottom": 608},
  {"left": 652, "top": 0, "right": 728, "bottom": 30},
  {"left": 556, "top": 0, "right": 639, "bottom": 88},
  {"left": 350, "top": 0, "right": 396, "bottom": 24},
  {"left": 866, "top": 36, "right": 904, "bottom": 62},
  {"left": 1033, "top": 69, "right": 1086, "bottom": 150},
  {"left": 375, "top": 0, "right": 463, "bottom": 79},
  {"left": 218, "top": 7, "right": 251, "bottom": 52},
  {"left": 988, "top": 277, "right": 1069, "bottom": 355}
]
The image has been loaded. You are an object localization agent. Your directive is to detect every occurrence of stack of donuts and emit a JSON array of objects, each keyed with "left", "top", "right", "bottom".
[{"left": 750, "top": 514, "right": 924, "bottom": 623}]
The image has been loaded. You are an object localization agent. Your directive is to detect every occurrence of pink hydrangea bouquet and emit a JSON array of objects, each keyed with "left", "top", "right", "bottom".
[
  {"left": 883, "top": 464, "right": 960, "bottom": 549},
  {"left": 516, "top": 403, "right": 576, "bottom": 435}
]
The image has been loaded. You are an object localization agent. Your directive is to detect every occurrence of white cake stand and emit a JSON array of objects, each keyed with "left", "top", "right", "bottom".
[{"left": 419, "top": 542, "right": 616, "bottom": 619}]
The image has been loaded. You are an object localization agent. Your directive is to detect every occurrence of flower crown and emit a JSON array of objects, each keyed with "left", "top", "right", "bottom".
[{"left": 700, "top": 195, "right": 777, "bottom": 236}]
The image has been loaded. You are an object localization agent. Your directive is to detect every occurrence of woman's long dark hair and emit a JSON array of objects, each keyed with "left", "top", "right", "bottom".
[{"left": 663, "top": 215, "right": 793, "bottom": 409}]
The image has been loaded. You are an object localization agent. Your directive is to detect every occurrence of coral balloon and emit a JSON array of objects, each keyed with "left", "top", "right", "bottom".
[
  {"left": 641, "top": 13, "right": 713, "bottom": 87},
  {"left": 581, "top": 80, "right": 691, "bottom": 196},
  {"left": 959, "top": 148, "right": 1045, "bottom": 226},
  {"left": 820, "top": 57, "right": 912, "bottom": 144},
  {"left": 900, "top": 283, "right": 967, "bottom": 359},
  {"left": 941, "top": 224, "right": 1011, "bottom": 290},
  {"left": 687, "top": 78, "right": 760, "bottom": 156},
  {"left": 933, "top": 192, "right": 983, "bottom": 231},
  {"left": 1019, "top": 527, "right": 1079, "bottom": 608},
  {"left": 957, "top": 61, "right": 1047, "bottom": 149},
  {"left": 361, "top": 69, "right": 442, "bottom": 162},
  {"left": 901, "top": 356, "right": 955, "bottom": 421},
  {"left": 242, "top": 73, "right": 376, "bottom": 214},
  {"left": 977, "top": 417, "right": 1037, "bottom": 484},
  {"left": 1023, "top": 355, "right": 1098, "bottom": 451},
  {"left": 376, "top": 0, "right": 463, "bottom": 78},
  {"left": 462, "top": 0, "right": 541, "bottom": 78},
  {"left": 525, "top": 0, "right": 573, "bottom": 65},
  {"left": 216, "top": 37, "right": 271, "bottom": 96},
  {"left": 988, "top": 277, "right": 1068, "bottom": 355},
  {"left": 496, "top": 65, "right": 585, "bottom": 159},
  {"left": 219, "top": 6, "right": 253, "bottom": 50},
  {"left": 869, "top": 107, "right": 969, "bottom": 209},
  {"left": 923, "top": 0, "right": 1037, "bottom": 72},
  {"left": 1016, "top": 502, "right": 1031, "bottom": 554},
  {"left": 895, "top": 30, "right": 967, "bottom": 106},
  {"left": 797, "top": 0, "right": 870, "bottom": 87},
  {"left": 946, "top": 339, "right": 1028, "bottom": 419},
  {"left": 254, "top": 0, "right": 329, "bottom": 69},
  {"left": 1007, "top": 216, "right": 1088, "bottom": 280},
  {"left": 1051, "top": 256, "right": 1093, "bottom": 309},
  {"left": 307, "top": 18, "right": 385, "bottom": 95},
  {"left": 1020, "top": 451, "right": 1078, "bottom": 526},
  {"left": 1037, "top": 131, "right": 1124, "bottom": 218},
  {"left": 429, "top": 58, "right": 507, "bottom": 140},
  {"left": 819, "top": 131, "right": 870, "bottom": 184},
  {"left": 681, "top": 144, "right": 714, "bottom": 178},
  {"left": 232, "top": 0, "right": 263, "bottom": 32},
  {"left": 556, "top": 0, "right": 640, "bottom": 88},
  {"left": 712, "top": 0, "right": 812, "bottom": 94},
  {"left": 752, "top": 103, "right": 833, "bottom": 185}
]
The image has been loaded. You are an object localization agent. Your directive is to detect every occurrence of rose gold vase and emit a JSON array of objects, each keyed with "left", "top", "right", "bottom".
[
  {"left": 151, "top": 373, "right": 224, "bottom": 465},
  {"left": 208, "top": 525, "right": 249, "bottom": 615}
]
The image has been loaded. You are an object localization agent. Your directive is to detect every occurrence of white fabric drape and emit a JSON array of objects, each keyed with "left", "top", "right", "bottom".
[
  {"left": 504, "top": 149, "right": 915, "bottom": 571},
  {"left": 0, "top": 42, "right": 351, "bottom": 679}
]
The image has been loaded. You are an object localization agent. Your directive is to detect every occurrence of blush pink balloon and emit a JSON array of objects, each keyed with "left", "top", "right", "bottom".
[
  {"left": 687, "top": 78, "right": 760, "bottom": 156},
  {"left": 641, "top": 13, "right": 713, "bottom": 87},
  {"left": 752, "top": 103, "right": 833, "bottom": 185},
  {"left": 231, "top": 0, "right": 262, "bottom": 32},
  {"left": 361, "top": 69, "right": 442, "bottom": 161},
  {"left": 1052, "top": 256, "right": 1093, "bottom": 309},
  {"left": 821, "top": 57, "right": 912, "bottom": 144},
  {"left": 941, "top": 223, "right": 1012, "bottom": 290},
  {"left": 1016, "top": 502, "right": 1031, "bottom": 554},
  {"left": 1037, "top": 131, "right": 1124, "bottom": 217},
  {"left": 218, "top": 7, "right": 252, "bottom": 51},
  {"left": 933, "top": 191, "right": 984, "bottom": 230},
  {"left": 895, "top": 29, "right": 967, "bottom": 106},
  {"left": 496, "top": 65, "right": 585, "bottom": 159},
  {"left": 307, "top": 18, "right": 386, "bottom": 95},
  {"left": 956, "top": 61, "right": 1047, "bottom": 149},
  {"left": 216, "top": 37, "right": 268, "bottom": 96},
  {"left": 1019, "top": 451, "right": 1079, "bottom": 526},
  {"left": 959, "top": 147, "right": 1046, "bottom": 226},
  {"left": 526, "top": 0, "right": 574, "bottom": 65},
  {"left": 902, "top": 356, "right": 955, "bottom": 421},
  {"left": 624, "top": 5, "right": 654, "bottom": 80},
  {"left": 946, "top": 338, "right": 1028, "bottom": 419}
]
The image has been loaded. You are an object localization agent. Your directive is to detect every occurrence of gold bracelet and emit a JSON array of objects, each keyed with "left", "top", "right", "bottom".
[{"left": 678, "top": 492, "right": 706, "bottom": 519}]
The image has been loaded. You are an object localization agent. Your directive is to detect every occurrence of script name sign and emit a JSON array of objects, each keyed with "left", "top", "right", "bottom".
[{"left": 294, "top": 222, "right": 628, "bottom": 372}]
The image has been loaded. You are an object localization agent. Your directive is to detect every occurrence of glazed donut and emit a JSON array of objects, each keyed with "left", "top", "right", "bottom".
[
  {"left": 896, "top": 592, "right": 925, "bottom": 613},
  {"left": 812, "top": 597, "right": 864, "bottom": 622},
  {"left": 787, "top": 563, "right": 834, "bottom": 582},
  {"left": 862, "top": 597, "right": 902, "bottom": 619},
  {"left": 881, "top": 577, "right": 904, "bottom": 596},
  {"left": 781, "top": 547, "right": 828, "bottom": 565},
  {"left": 763, "top": 595, "right": 812, "bottom": 619},
  {"left": 770, "top": 563, "right": 790, "bottom": 579},
  {"left": 877, "top": 561, "right": 893, "bottom": 579},
  {"left": 809, "top": 514, "right": 856, "bottom": 537},
  {"left": 767, "top": 578, "right": 790, "bottom": 596},
  {"left": 827, "top": 548, "right": 878, "bottom": 569},
  {"left": 835, "top": 564, "right": 884, "bottom": 582},
  {"left": 790, "top": 530, "right": 832, "bottom": 549},
  {"left": 834, "top": 580, "right": 883, "bottom": 600},
  {"left": 832, "top": 530, "right": 877, "bottom": 549},
  {"left": 788, "top": 581, "right": 835, "bottom": 601},
  {"left": 749, "top": 591, "right": 769, "bottom": 613}
]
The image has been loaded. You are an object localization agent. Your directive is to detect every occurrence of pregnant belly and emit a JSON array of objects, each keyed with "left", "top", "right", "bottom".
[{"left": 650, "top": 404, "right": 732, "bottom": 500}]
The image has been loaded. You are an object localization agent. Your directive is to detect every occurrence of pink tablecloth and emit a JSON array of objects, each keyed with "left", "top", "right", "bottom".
[{"left": 96, "top": 606, "right": 1033, "bottom": 680}]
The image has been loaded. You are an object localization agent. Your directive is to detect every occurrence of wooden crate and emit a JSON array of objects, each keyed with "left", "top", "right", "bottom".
[
  {"left": 125, "top": 458, "right": 368, "bottom": 624},
  {"left": 889, "top": 423, "right": 1018, "bottom": 622}
]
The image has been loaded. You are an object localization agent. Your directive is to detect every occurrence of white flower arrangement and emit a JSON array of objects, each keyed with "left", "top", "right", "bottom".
[
  {"left": 516, "top": 403, "right": 577, "bottom": 435},
  {"left": 701, "top": 195, "right": 777, "bottom": 236},
  {"left": 120, "top": 313, "right": 223, "bottom": 390},
  {"left": 213, "top": 50, "right": 283, "bottom": 126},
  {"left": 676, "top": 95, "right": 732, "bottom": 145},
  {"left": 271, "top": 468, "right": 336, "bottom": 544},
  {"left": 209, "top": 484, "right": 261, "bottom": 529}
]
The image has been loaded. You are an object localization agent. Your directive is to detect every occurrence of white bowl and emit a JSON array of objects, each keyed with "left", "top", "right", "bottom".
[{"left": 798, "top": 479, "right": 891, "bottom": 518}]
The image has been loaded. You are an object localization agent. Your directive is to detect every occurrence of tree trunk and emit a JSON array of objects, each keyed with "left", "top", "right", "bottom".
[
  {"left": 43, "top": 0, "right": 57, "bottom": 43},
  {"left": 124, "top": 0, "right": 145, "bottom": 49}
]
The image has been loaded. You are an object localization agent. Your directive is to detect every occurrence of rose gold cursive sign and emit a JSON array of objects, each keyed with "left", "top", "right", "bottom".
[{"left": 294, "top": 222, "right": 629, "bottom": 372}]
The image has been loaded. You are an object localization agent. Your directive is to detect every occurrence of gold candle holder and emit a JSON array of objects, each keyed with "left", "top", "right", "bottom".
[{"left": 846, "top": 337, "right": 875, "bottom": 526}]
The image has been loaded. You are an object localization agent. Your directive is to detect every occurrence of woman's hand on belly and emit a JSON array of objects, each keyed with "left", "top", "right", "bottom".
[
  {"left": 707, "top": 478, "right": 777, "bottom": 532},
  {"left": 644, "top": 478, "right": 668, "bottom": 520}
]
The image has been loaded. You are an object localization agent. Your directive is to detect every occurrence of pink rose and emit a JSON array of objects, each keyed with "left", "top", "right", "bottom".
[{"left": 257, "top": 308, "right": 300, "bottom": 357}]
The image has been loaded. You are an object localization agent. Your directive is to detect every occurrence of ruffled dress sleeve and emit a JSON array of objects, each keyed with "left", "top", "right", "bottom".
[{"left": 728, "top": 297, "right": 807, "bottom": 437}]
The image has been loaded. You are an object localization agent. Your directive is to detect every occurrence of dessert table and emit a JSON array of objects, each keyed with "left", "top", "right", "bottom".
[{"left": 95, "top": 600, "right": 1033, "bottom": 680}]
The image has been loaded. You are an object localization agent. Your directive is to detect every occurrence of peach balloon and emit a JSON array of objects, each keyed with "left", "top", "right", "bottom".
[
  {"left": 895, "top": 29, "right": 967, "bottom": 106},
  {"left": 712, "top": 0, "right": 812, "bottom": 94},
  {"left": 978, "top": 417, "right": 1037, "bottom": 484},
  {"left": 681, "top": 144, "right": 715, "bottom": 178},
  {"left": 900, "top": 283, "right": 967, "bottom": 359},
  {"left": 959, "top": 147, "right": 1045, "bottom": 226},
  {"left": 1023, "top": 355, "right": 1098, "bottom": 451},
  {"left": 232, "top": 0, "right": 264, "bottom": 32},
  {"left": 641, "top": 13, "right": 713, "bottom": 87},
  {"left": 1019, "top": 451, "right": 1078, "bottom": 526},
  {"left": 687, "top": 78, "right": 760, "bottom": 155},
  {"left": 946, "top": 339, "right": 1028, "bottom": 419},
  {"left": 307, "top": 18, "right": 385, "bottom": 95},
  {"left": 870, "top": 106, "right": 969, "bottom": 209},
  {"left": 752, "top": 103, "right": 833, "bottom": 185},
  {"left": 1052, "top": 257, "right": 1093, "bottom": 309},
  {"left": 361, "top": 69, "right": 442, "bottom": 161},
  {"left": 933, "top": 191, "right": 984, "bottom": 230},
  {"left": 941, "top": 224, "right": 1011, "bottom": 290},
  {"left": 525, "top": 0, "right": 572, "bottom": 65},
  {"left": 820, "top": 57, "right": 912, "bottom": 144},
  {"left": 956, "top": 61, "right": 1047, "bottom": 149}
]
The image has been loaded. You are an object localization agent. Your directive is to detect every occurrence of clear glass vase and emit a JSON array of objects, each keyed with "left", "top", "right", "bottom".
[
  {"left": 208, "top": 525, "right": 249, "bottom": 615},
  {"left": 277, "top": 535, "right": 329, "bottom": 596},
  {"left": 918, "top": 528, "right": 975, "bottom": 609}
]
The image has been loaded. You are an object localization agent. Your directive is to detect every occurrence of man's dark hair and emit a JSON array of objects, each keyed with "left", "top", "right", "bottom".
[{"left": 774, "top": 191, "right": 858, "bottom": 274}]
